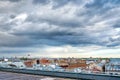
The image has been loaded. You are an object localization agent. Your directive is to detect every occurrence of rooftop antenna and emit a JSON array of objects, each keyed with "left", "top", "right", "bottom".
[{"left": 27, "top": 53, "right": 31, "bottom": 59}]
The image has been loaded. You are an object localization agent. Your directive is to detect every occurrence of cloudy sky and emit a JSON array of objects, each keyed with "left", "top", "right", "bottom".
[{"left": 0, "top": 0, "right": 120, "bottom": 58}]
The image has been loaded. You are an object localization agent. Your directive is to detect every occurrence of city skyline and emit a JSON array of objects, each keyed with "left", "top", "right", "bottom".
[{"left": 0, "top": 0, "right": 120, "bottom": 58}]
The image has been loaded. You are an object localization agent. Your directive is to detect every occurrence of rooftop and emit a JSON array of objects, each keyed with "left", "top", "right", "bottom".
[{"left": 0, "top": 71, "right": 73, "bottom": 80}]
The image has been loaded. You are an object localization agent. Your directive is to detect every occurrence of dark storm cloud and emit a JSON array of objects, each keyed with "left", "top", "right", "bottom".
[
  {"left": 0, "top": 0, "right": 120, "bottom": 54},
  {"left": 0, "top": 49, "right": 30, "bottom": 53},
  {"left": 85, "top": 0, "right": 120, "bottom": 8},
  {"left": 84, "top": 0, "right": 120, "bottom": 18},
  {"left": 32, "top": 0, "right": 50, "bottom": 4},
  {"left": 27, "top": 17, "right": 81, "bottom": 27},
  {"left": 51, "top": 0, "right": 86, "bottom": 9},
  {"left": 43, "top": 19, "right": 80, "bottom": 27},
  {"left": 10, "top": 14, "right": 16, "bottom": 19},
  {"left": 0, "top": 0, "right": 21, "bottom": 2},
  {"left": 51, "top": 0, "right": 69, "bottom": 9},
  {"left": 51, "top": 35, "right": 95, "bottom": 45},
  {"left": 112, "top": 21, "right": 120, "bottom": 28}
]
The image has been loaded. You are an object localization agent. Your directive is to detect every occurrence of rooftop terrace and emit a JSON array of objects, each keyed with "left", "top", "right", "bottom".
[{"left": 0, "top": 71, "right": 73, "bottom": 80}]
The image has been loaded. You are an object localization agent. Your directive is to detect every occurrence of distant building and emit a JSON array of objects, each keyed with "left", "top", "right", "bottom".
[{"left": 24, "top": 60, "right": 36, "bottom": 67}]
